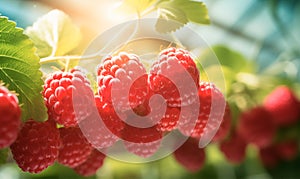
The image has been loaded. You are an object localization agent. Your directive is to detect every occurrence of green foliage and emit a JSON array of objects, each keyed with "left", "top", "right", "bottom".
[
  {"left": 117, "top": 0, "right": 210, "bottom": 33},
  {"left": 155, "top": 0, "right": 209, "bottom": 33},
  {"left": 0, "top": 149, "right": 8, "bottom": 165},
  {"left": 25, "top": 9, "right": 81, "bottom": 58},
  {"left": 197, "top": 45, "right": 255, "bottom": 95},
  {"left": 0, "top": 16, "right": 47, "bottom": 121}
]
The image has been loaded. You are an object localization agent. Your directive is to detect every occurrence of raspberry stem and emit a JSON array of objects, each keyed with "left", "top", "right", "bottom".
[{"left": 39, "top": 52, "right": 105, "bottom": 65}]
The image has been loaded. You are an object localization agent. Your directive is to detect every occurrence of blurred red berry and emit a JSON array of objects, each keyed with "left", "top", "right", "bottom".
[
  {"left": 275, "top": 140, "right": 298, "bottom": 161},
  {"left": 219, "top": 131, "right": 247, "bottom": 164},
  {"left": 264, "top": 86, "right": 300, "bottom": 127},
  {"left": 212, "top": 103, "right": 232, "bottom": 142},
  {"left": 174, "top": 137, "right": 206, "bottom": 172},
  {"left": 259, "top": 145, "right": 279, "bottom": 168},
  {"left": 74, "top": 149, "right": 106, "bottom": 177},
  {"left": 237, "top": 106, "right": 276, "bottom": 148}
]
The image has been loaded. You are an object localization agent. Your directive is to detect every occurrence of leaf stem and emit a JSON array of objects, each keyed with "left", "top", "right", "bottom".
[
  {"left": 170, "top": 33, "right": 184, "bottom": 48},
  {"left": 39, "top": 52, "right": 104, "bottom": 65}
]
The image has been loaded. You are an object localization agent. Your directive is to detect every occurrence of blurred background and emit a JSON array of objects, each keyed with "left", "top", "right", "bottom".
[{"left": 0, "top": 0, "right": 300, "bottom": 178}]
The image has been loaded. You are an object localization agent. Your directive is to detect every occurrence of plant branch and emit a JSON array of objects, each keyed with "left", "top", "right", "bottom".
[{"left": 40, "top": 52, "right": 104, "bottom": 65}]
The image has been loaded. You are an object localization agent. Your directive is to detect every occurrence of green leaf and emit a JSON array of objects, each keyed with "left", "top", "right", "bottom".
[
  {"left": 0, "top": 148, "right": 8, "bottom": 165},
  {"left": 25, "top": 9, "right": 81, "bottom": 58},
  {"left": 0, "top": 16, "right": 47, "bottom": 121},
  {"left": 199, "top": 45, "right": 255, "bottom": 73},
  {"left": 155, "top": 3, "right": 188, "bottom": 33},
  {"left": 156, "top": 0, "right": 210, "bottom": 33},
  {"left": 117, "top": 0, "right": 157, "bottom": 15}
]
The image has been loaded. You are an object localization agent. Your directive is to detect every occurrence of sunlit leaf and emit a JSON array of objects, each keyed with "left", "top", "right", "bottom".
[
  {"left": 156, "top": 0, "right": 209, "bottom": 33},
  {"left": 25, "top": 9, "right": 81, "bottom": 57},
  {"left": 116, "top": 0, "right": 157, "bottom": 15},
  {"left": 156, "top": 2, "right": 188, "bottom": 33}
]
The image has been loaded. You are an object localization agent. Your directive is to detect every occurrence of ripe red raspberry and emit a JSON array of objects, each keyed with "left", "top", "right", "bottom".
[
  {"left": 78, "top": 101, "right": 119, "bottom": 149},
  {"left": 97, "top": 52, "right": 148, "bottom": 111},
  {"left": 156, "top": 107, "right": 180, "bottom": 131},
  {"left": 43, "top": 69, "right": 94, "bottom": 127},
  {"left": 174, "top": 137, "right": 206, "bottom": 172},
  {"left": 0, "top": 86, "right": 21, "bottom": 149},
  {"left": 10, "top": 119, "right": 60, "bottom": 173},
  {"left": 121, "top": 123, "right": 162, "bottom": 143},
  {"left": 95, "top": 96, "right": 125, "bottom": 137},
  {"left": 219, "top": 131, "right": 247, "bottom": 164},
  {"left": 74, "top": 149, "right": 106, "bottom": 177},
  {"left": 137, "top": 92, "right": 180, "bottom": 132},
  {"left": 212, "top": 103, "right": 231, "bottom": 142},
  {"left": 124, "top": 140, "right": 161, "bottom": 158},
  {"left": 263, "top": 86, "right": 300, "bottom": 126},
  {"left": 149, "top": 47, "right": 199, "bottom": 107},
  {"left": 58, "top": 127, "right": 92, "bottom": 168},
  {"left": 121, "top": 110, "right": 162, "bottom": 157},
  {"left": 237, "top": 106, "right": 276, "bottom": 148},
  {"left": 178, "top": 82, "right": 226, "bottom": 139}
]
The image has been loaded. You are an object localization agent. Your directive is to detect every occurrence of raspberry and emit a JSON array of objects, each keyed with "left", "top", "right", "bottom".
[
  {"left": 121, "top": 109, "right": 163, "bottom": 157},
  {"left": 275, "top": 140, "right": 298, "bottom": 161},
  {"left": 121, "top": 123, "right": 162, "bottom": 143},
  {"left": 58, "top": 127, "right": 92, "bottom": 168},
  {"left": 219, "top": 131, "right": 247, "bottom": 164},
  {"left": 124, "top": 140, "right": 161, "bottom": 158},
  {"left": 149, "top": 47, "right": 199, "bottom": 107},
  {"left": 10, "top": 119, "right": 60, "bottom": 173},
  {"left": 0, "top": 86, "right": 21, "bottom": 149},
  {"left": 174, "top": 137, "right": 206, "bottom": 172},
  {"left": 95, "top": 96, "right": 125, "bottom": 137},
  {"left": 156, "top": 107, "right": 180, "bottom": 131},
  {"left": 237, "top": 106, "right": 276, "bottom": 148},
  {"left": 259, "top": 145, "right": 279, "bottom": 168},
  {"left": 74, "top": 149, "right": 106, "bottom": 177},
  {"left": 139, "top": 92, "right": 180, "bottom": 132},
  {"left": 78, "top": 95, "right": 126, "bottom": 149},
  {"left": 97, "top": 53, "right": 148, "bottom": 111},
  {"left": 212, "top": 103, "right": 231, "bottom": 142},
  {"left": 263, "top": 86, "right": 300, "bottom": 126},
  {"left": 259, "top": 139, "right": 298, "bottom": 168},
  {"left": 43, "top": 69, "right": 94, "bottom": 127},
  {"left": 178, "top": 82, "right": 225, "bottom": 139}
]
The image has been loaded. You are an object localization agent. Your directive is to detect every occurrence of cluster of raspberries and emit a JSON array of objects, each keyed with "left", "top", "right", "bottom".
[
  {"left": 219, "top": 86, "right": 300, "bottom": 168},
  {"left": 0, "top": 47, "right": 231, "bottom": 175}
]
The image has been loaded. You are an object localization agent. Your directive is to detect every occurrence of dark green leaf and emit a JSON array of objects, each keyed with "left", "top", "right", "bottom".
[{"left": 0, "top": 16, "right": 47, "bottom": 121}]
